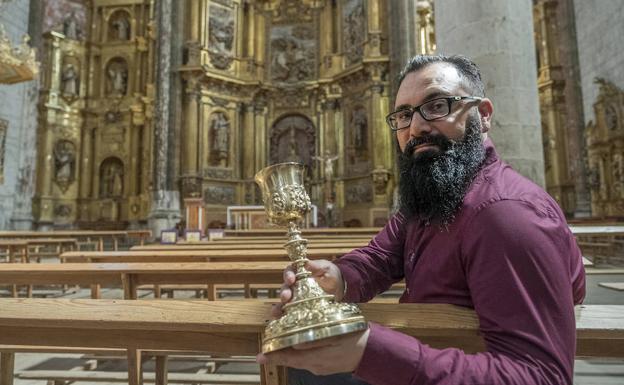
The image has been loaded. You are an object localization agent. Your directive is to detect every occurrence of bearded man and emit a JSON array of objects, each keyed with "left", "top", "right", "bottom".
[{"left": 257, "top": 54, "right": 586, "bottom": 385}]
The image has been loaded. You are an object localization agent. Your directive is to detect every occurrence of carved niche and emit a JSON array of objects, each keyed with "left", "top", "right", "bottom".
[
  {"left": 99, "top": 157, "right": 124, "bottom": 198},
  {"left": 269, "top": 115, "right": 316, "bottom": 170},
  {"left": 207, "top": 3, "right": 235, "bottom": 70},
  {"left": 108, "top": 9, "right": 131, "bottom": 41},
  {"left": 270, "top": 24, "right": 316, "bottom": 83},
  {"left": 105, "top": 58, "right": 128, "bottom": 96},
  {"left": 342, "top": 0, "right": 366, "bottom": 65},
  {"left": 53, "top": 139, "right": 76, "bottom": 193},
  {"left": 209, "top": 112, "right": 230, "bottom": 167}
]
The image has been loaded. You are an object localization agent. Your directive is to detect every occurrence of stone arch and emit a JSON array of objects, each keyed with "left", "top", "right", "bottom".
[{"left": 269, "top": 114, "right": 316, "bottom": 170}]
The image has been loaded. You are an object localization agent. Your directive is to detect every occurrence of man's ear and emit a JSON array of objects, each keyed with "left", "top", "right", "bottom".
[{"left": 477, "top": 98, "right": 493, "bottom": 133}]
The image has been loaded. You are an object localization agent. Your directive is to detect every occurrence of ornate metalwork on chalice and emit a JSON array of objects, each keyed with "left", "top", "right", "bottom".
[{"left": 254, "top": 162, "right": 367, "bottom": 353}]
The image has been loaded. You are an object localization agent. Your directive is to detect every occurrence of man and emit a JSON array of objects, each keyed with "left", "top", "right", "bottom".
[{"left": 257, "top": 54, "right": 586, "bottom": 385}]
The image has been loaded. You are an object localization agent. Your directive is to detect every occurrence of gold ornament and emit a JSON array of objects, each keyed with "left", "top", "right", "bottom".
[{"left": 255, "top": 162, "right": 367, "bottom": 353}]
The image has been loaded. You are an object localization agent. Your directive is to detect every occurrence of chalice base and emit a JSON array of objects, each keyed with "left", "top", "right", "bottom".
[{"left": 261, "top": 299, "right": 368, "bottom": 353}]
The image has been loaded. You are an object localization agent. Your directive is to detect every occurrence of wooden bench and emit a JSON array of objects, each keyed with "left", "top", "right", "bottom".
[
  {"left": 60, "top": 248, "right": 353, "bottom": 263},
  {"left": 17, "top": 370, "right": 260, "bottom": 384},
  {"left": 0, "top": 299, "right": 622, "bottom": 385},
  {"left": 0, "top": 261, "right": 285, "bottom": 299},
  {"left": 131, "top": 241, "right": 369, "bottom": 251},
  {"left": 223, "top": 228, "right": 382, "bottom": 237}
]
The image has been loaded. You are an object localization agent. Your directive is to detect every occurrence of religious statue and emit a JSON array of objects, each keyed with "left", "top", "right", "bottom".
[
  {"left": 54, "top": 140, "right": 76, "bottom": 191},
  {"left": 107, "top": 65, "right": 127, "bottom": 95},
  {"left": 112, "top": 17, "right": 130, "bottom": 40},
  {"left": 284, "top": 126, "right": 300, "bottom": 163},
  {"left": 351, "top": 108, "right": 368, "bottom": 151},
  {"left": 63, "top": 12, "right": 79, "bottom": 40},
  {"left": 100, "top": 160, "right": 124, "bottom": 197},
  {"left": 313, "top": 150, "right": 339, "bottom": 182},
  {"left": 61, "top": 64, "right": 78, "bottom": 96},
  {"left": 210, "top": 112, "right": 229, "bottom": 166}
]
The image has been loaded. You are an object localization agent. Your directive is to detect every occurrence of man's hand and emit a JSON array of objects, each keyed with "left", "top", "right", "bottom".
[
  {"left": 256, "top": 328, "right": 370, "bottom": 375},
  {"left": 272, "top": 259, "right": 346, "bottom": 319}
]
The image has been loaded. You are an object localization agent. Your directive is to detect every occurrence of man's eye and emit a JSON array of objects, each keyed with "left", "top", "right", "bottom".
[
  {"left": 426, "top": 100, "right": 446, "bottom": 112},
  {"left": 395, "top": 110, "right": 412, "bottom": 121}
]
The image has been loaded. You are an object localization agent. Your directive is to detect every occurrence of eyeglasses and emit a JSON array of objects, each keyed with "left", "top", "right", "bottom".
[{"left": 386, "top": 96, "right": 482, "bottom": 132}]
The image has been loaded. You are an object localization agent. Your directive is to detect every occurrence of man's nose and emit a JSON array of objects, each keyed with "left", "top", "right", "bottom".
[{"left": 408, "top": 112, "right": 432, "bottom": 138}]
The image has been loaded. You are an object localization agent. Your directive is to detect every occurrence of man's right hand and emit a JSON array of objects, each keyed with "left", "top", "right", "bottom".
[{"left": 272, "top": 259, "right": 345, "bottom": 318}]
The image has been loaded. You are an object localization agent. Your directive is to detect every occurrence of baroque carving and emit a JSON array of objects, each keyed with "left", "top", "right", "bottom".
[
  {"left": 342, "top": 0, "right": 366, "bottom": 65},
  {"left": 372, "top": 165, "right": 390, "bottom": 195},
  {"left": 204, "top": 185, "right": 236, "bottom": 205},
  {"left": 204, "top": 168, "right": 233, "bottom": 179},
  {"left": 270, "top": 24, "right": 316, "bottom": 83},
  {"left": 208, "top": 4, "right": 235, "bottom": 70},
  {"left": 54, "top": 204, "right": 72, "bottom": 217},
  {"left": 269, "top": 115, "right": 316, "bottom": 169},
  {"left": 53, "top": 140, "right": 76, "bottom": 193},
  {"left": 346, "top": 180, "right": 373, "bottom": 204},
  {"left": 181, "top": 176, "right": 202, "bottom": 198}
]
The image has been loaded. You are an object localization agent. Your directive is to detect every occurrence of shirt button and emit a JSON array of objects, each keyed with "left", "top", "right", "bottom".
[{"left": 408, "top": 252, "right": 415, "bottom": 262}]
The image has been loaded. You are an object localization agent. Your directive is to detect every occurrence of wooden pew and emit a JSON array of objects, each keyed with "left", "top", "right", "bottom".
[
  {"left": 223, "top": 228, "right": 382, "bottom": 237},
  {"left": 0, "top": 299, "right": 622, "bottom": 385},
  {"left": 131, "top": 241, "right": 368, "bottom": 251},
  {"left": 60, "top": 248, "right": 353, "bottom": 263},
  {"left": 0, "top": 262, "right": 285, "bottom": 300}
]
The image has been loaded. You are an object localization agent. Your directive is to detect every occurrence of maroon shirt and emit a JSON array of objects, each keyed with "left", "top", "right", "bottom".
[{"left": 335, "top": 139, "right": 586, "bottom": 385}]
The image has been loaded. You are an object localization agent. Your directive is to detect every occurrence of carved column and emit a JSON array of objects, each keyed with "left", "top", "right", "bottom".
[
  {"left": 370, "top": 82, "right": 393, "bottom": 206},
  {"left": 148, "top": 0, "right": 181, "bottom": 238},
  {"left": 365, "top": 0, "right": 382, "bottom": 57}
]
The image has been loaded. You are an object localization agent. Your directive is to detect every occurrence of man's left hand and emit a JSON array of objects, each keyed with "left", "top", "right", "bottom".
[{"left": 256, "top": 327, "right": 370, "bottom": 376}]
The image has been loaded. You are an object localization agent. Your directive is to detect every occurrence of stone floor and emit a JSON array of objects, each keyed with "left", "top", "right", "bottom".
[{"left": 6, "top": 272, "right": 624, "bottom": 384}]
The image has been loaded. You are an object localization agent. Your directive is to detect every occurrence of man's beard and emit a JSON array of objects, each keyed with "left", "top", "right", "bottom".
[{"left": 397, "top": 114, "right": 486, "bottom": 226}]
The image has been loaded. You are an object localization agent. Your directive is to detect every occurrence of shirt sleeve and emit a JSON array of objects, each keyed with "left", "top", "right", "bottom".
[
  {"left": 334, "top": 213, "right": 407, "bottom": 303},
  {"left": 353, "top": 198, "right": 585, "bottom": 385}
]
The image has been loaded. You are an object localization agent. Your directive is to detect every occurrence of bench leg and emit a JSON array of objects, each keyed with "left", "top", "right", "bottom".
[
  {"left": 1, "top": 352, "right": 15, "bottom": 385},
  {"left": 155, "top": 355, "right": 168, "bottom": 385},
  {"left": 127, "top": 349, "right": 143, "bottom": 385}
]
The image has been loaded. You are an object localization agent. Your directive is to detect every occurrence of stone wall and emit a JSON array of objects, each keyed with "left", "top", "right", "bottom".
[
  {"left": 574, "top": 0, "right": 624, "bottom": 125},
  {"left": 0, "top": 0, "right": 38, "bottom": 229}
]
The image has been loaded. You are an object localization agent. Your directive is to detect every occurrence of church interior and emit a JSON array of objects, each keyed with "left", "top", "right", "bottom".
[{"left": 0, "top": 0, "right": 623, "bottom": 384}]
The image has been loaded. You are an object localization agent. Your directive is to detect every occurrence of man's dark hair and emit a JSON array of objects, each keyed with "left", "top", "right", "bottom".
[{"left": 398, "top": 54, "right": 486, "bottom": 97}]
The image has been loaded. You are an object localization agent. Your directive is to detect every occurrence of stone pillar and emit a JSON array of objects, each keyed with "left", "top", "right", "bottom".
[
  {"left": 435, "top": 0, "right": 545, "bottom": 186},
  {"left": 388, "top": 0, "right": 421, "bottom": 101},
  {"left": 148, "top": 0, "right": 181, "bottom": 239}
]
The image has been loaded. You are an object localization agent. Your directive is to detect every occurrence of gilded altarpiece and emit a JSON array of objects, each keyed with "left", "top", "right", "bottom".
[
  {"left": 34, "top": 0, "right": 153, "bottom": 228},
  {"left": 586, "top": 79, "right": 624, "bottom": 217},
  {"left": 182, "top": 0, "right": 393, "bottom": 228}
]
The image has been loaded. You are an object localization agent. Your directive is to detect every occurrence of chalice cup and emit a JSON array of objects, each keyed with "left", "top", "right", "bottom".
[{"left": 255, "top": 162, "right": 367, "bottom": 353}]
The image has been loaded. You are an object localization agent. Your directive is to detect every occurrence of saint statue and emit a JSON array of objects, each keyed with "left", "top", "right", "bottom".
[
  {"left": 61, "top": 64, "right": 78, "bottom": 96},
  {"left": 54, "top": 141, "right": 75, "bottom": 184},
  {"left": 210, "top": 113, "right": 229, "bottom": 166},
  {"left": 63, "top": 12, "right": 79, "bottom": 40},
  {"left": 112, "top": 18, "right": 130, "bottom": 40},
  {"left": 108, "top": 66, "right": 127, "bottom": 95}
]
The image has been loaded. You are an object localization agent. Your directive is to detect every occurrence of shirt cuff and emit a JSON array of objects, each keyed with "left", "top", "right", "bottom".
[
  {"left": 353, "top": 323, "right": 423, "bottom": 385},
  {"left": 335, "top": 261, "right": 362, "bottom": 302}
]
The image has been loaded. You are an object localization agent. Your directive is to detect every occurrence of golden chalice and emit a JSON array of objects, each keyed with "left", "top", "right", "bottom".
[{"left": 254, "top": 162, "right": 367, "bottom": 353}]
